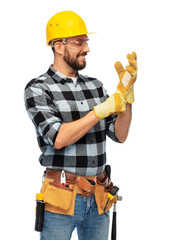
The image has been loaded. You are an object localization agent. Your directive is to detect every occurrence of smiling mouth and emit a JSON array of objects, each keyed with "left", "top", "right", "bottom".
[
  {"left": 78, "top": 53, "right": 87, "bottom": 58},
  {"left": 78, "top": 56, "right": 87, "bottom": 62}
]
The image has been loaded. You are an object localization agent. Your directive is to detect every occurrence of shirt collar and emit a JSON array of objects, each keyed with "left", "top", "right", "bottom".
[{"left": 47, "top": 65, "right": 85, "bottom": 84}]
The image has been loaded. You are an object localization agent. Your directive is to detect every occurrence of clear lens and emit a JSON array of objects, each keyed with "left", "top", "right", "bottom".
[{"left": 67, "top": 39, "right": 89, "bottom": 49}]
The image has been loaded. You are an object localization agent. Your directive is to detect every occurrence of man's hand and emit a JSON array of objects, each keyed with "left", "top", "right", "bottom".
[
  {"left": 93, "top": 93, "right": 126, "bottom": 119},
  {"left": 115, "top": 52, "right": 138, "bottom": 104}
]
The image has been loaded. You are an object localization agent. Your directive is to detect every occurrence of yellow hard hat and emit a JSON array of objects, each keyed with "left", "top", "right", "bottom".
[{"left": 46, "top": 11, "right": 94, "bottom": 45}]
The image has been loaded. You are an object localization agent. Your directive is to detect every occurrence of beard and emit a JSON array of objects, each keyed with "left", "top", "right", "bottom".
[{"left": 63, "top": 48, "right": 87, "bottom": 71}]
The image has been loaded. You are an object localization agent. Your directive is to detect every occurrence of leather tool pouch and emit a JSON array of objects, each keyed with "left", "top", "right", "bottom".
[
  {"left": 75, "top": 176, "right": 96, "bottom": 197},
  {"left": 94, "top": 182, "right": 118, "bottom": 215},
  {"left": 40, "top": 170, "right": 118, "bottom": 216},
  {"left": 41, "top": 178, "right": 77, "bottom": 216}
]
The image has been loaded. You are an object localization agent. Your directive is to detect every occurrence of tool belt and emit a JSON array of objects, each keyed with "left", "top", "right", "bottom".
[{"left": 41, "top": 169, "right": 118, "bottom": 216}]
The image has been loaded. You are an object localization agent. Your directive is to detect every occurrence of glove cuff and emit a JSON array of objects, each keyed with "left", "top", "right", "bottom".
[
  {"left": 93, "top": 101, "right": 109, "bottom": 119},
  {"left": 126, "top": 84, "right": 134, "bottom": 104}
]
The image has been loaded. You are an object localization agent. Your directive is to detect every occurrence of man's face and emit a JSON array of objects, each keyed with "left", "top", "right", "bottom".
[{"left": 63, "top": 35, "right": 90, "bottom": 71}]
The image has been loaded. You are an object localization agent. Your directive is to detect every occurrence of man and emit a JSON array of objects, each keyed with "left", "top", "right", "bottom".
[{"left": 24, "top": 10, "right": 137, "bottom": 240}]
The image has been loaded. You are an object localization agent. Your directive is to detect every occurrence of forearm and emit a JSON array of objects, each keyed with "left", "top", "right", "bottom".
[
  {"left": 115, "top": 104, "right": 132, "bottom": 143},
  {"left": 54, "top": 110, "right": 100, "bottom": 149}
]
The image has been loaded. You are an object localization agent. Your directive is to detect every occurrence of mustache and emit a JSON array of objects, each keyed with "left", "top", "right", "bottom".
[{"left": 77, "top": 52, "right": 88, "bottom": 58}]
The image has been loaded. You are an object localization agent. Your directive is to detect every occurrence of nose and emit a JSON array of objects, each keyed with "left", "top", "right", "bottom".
[{"left": 83, "top": 42, "right": 90, "bottom": 53}]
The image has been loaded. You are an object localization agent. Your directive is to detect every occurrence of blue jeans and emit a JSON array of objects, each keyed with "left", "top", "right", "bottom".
[{"left": 40, "top": 194, "right": 110, "bottom": 240}]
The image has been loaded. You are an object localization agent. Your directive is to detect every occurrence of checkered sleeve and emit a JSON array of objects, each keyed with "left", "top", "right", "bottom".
[
  {"left": 101, "top": 85, "right": 121, "bottom": 143},
  {"left": 24, "top": 81, "right": 62, "bottom": 146}
]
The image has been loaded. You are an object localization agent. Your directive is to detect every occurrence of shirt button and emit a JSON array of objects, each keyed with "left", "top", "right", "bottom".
[{"left": 81, "top": 102, "right": 83, "bottom": 104}]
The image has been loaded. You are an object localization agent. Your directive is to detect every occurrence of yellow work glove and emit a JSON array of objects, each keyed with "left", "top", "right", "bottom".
[
  {"left": 115, "top": 52, "right": 138, "bottom": 104},
  {"left": 93, "top": 93, "right": 126, "bottom": 120}
]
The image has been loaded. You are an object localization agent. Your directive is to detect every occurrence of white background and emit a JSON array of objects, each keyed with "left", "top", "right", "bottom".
[{"left": 1, "top": 0, "right": 178, "bottom": 239}]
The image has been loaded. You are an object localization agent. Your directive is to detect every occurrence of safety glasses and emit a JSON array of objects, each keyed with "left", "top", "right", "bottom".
[{"left": 52, "top": 38, "right": 89, "bottom": 50}]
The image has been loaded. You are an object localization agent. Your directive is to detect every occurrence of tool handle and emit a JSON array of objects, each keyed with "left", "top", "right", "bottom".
[
  {"left": 105, "top": 165, "right": 111, "bottom": 180},
  {"left": 35, "top": 201, "right": 45, "bottom": 232},
  {"left": 111, "top": 211, "right": 117, "bottom": 240}
]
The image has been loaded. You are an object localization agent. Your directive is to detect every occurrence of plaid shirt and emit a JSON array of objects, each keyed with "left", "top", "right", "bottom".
[{"left": 24, "top": 65, "right": 120, "bottom": 176}]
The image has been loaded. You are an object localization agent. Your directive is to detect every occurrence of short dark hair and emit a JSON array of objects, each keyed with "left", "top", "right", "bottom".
[{"left": 52, "top": 46, "right": 55, "bottom": 55}]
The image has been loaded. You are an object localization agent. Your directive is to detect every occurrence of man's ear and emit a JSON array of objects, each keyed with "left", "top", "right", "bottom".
[{"left": 54, "top": 42, "right": 64, "bottom": 55}]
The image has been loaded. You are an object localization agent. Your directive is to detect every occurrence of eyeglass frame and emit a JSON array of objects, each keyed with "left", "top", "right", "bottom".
[{"left": 51, "top": 38, "right": 89, "bottom": 50}]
